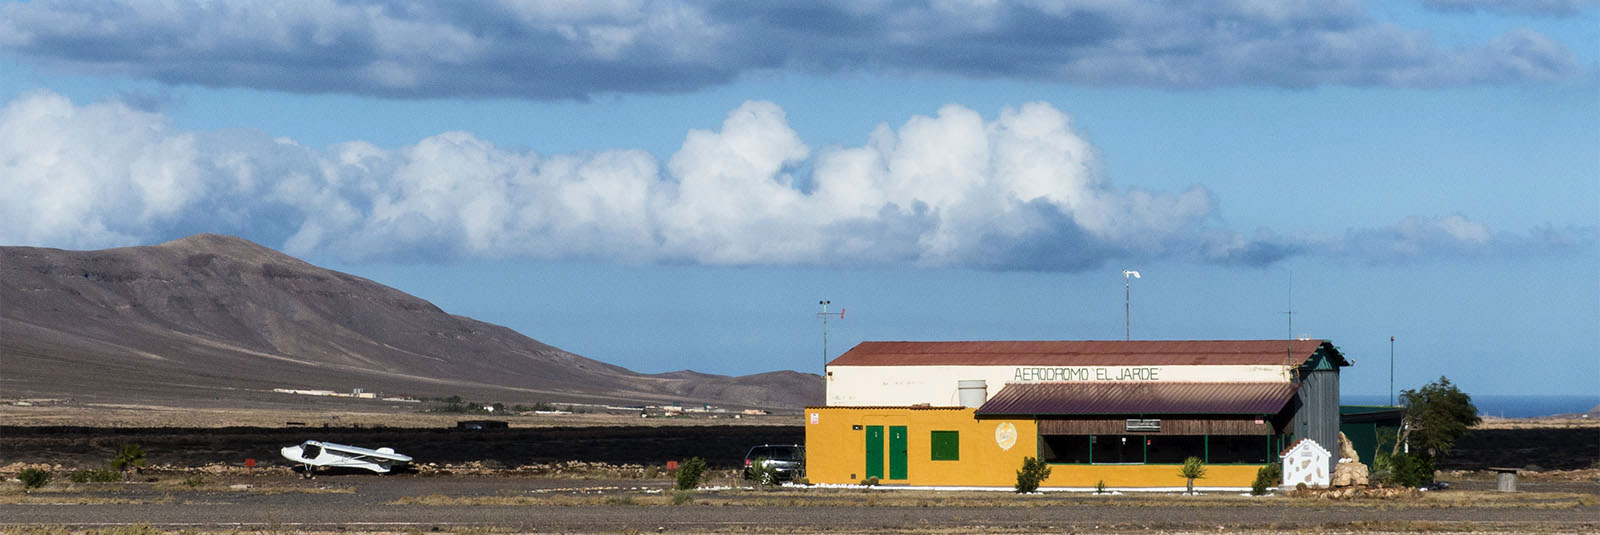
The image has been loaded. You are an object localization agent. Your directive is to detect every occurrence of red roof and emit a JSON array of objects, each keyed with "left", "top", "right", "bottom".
[
  {"left": 974, "top": 381, "right": 1300, "bottom": 416},
  {"left": 827, "top": 340, "right": 1336, "bottom": 367}
]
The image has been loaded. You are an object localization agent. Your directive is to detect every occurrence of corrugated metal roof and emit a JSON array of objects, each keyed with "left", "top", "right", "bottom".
[
  {"left": 828, "top": 340, "right": 1335, "bottom": 367},
  {"left": 974, "top": 381, "right": 1299, "bottom": 416}
]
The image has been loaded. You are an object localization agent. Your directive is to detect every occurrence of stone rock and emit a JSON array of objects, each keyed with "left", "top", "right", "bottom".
[
  {"left": 1337, "top": 432, "right": 1360, "bottom": 463},
  {"left": 1332, "top": 461, "right": 1369, "bottom": 487}
]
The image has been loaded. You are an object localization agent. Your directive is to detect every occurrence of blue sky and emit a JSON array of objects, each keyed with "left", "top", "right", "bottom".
[{"left": 2, "top": 0, "right": 1596, "bottom": 396}]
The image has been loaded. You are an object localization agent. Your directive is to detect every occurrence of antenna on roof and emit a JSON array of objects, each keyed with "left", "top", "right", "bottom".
[
  {"left": 1285, "top": 271, "right": 1297, "bottom": 381},
  {"left": 1122, "top": 269, "right": 1140, "bottom": 341},
  {"left": 817, "top": 300, "right": 844, "bottom": 374}
]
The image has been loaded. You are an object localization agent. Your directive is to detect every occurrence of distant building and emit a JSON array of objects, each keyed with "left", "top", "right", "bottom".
[{"left": 805, "top": 340, "right": 1349, "bottom": 488}]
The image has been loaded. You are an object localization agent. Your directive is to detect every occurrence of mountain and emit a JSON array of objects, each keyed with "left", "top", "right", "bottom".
[{"left": 0, "top": 234, "right": 821, "bottom": 410}]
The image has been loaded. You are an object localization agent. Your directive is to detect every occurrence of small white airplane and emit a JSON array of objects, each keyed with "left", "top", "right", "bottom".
[{"left": 280, "top": 440, "right": 412, "bottom": 478}]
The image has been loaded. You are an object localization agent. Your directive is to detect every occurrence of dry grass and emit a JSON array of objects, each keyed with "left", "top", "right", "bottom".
[
  {"left": 386, "top": 486, "right": 1595, "bottom": 511},
  {"left": 1473, "top": 417, "right": 1599, "bottom": 430},
  {"left": 0, "top": 478, "right": 354, "bottom": 502}
]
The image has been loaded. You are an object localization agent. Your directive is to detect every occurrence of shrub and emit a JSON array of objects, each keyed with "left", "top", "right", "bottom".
[
  {"left": 859, "top": 476, "right": 880, "bottom": 486},
  {"left": 69, "top": 468, "right": 122, "bottom": 483},
  {"left": 791, "top": 476, "right": 810, "bottom": 486},
  {"left": 671, "top": 491, "right": 695, "bottom": 505},
  {"left": 1014, "top": 456, "right": 1051, "bottom": 493},
  {"left": 1389, "top": 452, "right": 1435, "bottom": 487},
  {"left": 1370, "top": 452, "right": 1396, "bottom": 486},
  {"left": 1250, "top": 463, "right": 1281, "bottom": 496},
  {"left": 643, "top": 465, "right": 660, "bottom": 479},
  {"left": 674, "top": 457, "right": 707, "bottom": 490},
  {"left": 603, "top": 495, "right": 635, "bottom": 506},
  {"left": 1094, "top": 480, "right": 1107, "bottom": 494},
  {"left": 181, "top": 475, "right": 205, "bottom": 487},
  {"left": 19, "top": 468, "right": 51, "bottom": 489},
  {"left": 746, "top": 456, "right": 777, "bottom": 487},
  {"left": 112, "top": 444, "right": 147, "bottom": 474},
  {"left": 1178, "top": 456, "right": 1207, "bottom": 494}
]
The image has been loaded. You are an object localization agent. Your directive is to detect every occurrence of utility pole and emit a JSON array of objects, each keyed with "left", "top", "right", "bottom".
[
  {"left": 817, "top": 300, "right": 844, "bottom": 372},
  {"left": 1390, "top": 336, "right": 1396, "bottom": 406},
  {"left": 1122, "top": 270, "right": 1140, "bottom": 340}
]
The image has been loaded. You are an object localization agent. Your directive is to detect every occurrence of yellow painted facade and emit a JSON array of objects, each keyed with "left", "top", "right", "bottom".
[{"left": 804, "top": 406, "right": 1266, "bottom": 488}]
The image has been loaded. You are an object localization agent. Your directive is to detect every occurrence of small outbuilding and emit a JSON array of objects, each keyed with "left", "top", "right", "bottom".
[{"left": 1282, "top": 438, "right": 1332, "bottom": 488}]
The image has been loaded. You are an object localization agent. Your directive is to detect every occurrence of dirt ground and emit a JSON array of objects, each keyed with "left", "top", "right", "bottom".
[{"left": 1, "top": 471, "right": 1596, "bottom": 534}]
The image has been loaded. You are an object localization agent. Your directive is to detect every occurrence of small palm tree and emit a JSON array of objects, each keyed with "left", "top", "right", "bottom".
[
  {"left": 112, "top": 443, "right": 147, "bottom": 479},
  {"left": 1178, "top": 456, "right": 1207, "bottom": 494}
]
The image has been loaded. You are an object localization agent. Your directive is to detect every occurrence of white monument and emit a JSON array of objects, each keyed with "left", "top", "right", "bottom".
[{"left": 1282, "top": 438, "right": 1331, "bottom": 488}]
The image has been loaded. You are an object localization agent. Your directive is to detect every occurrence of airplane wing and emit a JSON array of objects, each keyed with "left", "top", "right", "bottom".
[{"left": 318, "top": 441, "right": 413, "bottom": 463}]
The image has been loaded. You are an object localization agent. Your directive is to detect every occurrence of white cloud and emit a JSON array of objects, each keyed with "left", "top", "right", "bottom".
[
  {"left": 0, "top": 91, "right": 1588, "bottom": 270},
  {"left": 0, "top": 91, "right": 202, "bottom": 248},
  {"left": 0, "top": 1, "right": 1583, "bottom": 99}
]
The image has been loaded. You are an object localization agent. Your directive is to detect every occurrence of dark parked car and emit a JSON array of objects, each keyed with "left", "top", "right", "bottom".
[{"left": 743, "top": 444, "right": 805, "bottom": 482}]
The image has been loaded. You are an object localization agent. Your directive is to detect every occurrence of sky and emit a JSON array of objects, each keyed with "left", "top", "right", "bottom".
[{"left": 1, "top": 0, "right": 1596, "bottom": 397}]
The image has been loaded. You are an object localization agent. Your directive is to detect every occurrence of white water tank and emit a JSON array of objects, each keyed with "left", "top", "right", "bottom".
[{"left": 957, "top": 379, "right": 987, "bottom": 408}]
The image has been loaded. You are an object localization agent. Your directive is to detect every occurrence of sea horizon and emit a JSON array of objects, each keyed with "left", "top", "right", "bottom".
[{"left": 1342, "top": 393, "right": 1598, "bottom": 418}]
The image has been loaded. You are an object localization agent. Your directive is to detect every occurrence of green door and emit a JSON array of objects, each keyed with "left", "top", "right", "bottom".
[
  {"left": 864, "top": 425, "right": 884, "bottom": 479},
  {"left": 889, "top": 425, "right": 908, "bottom": 480}
]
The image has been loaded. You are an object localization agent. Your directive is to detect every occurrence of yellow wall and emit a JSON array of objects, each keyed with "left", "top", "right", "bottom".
[{"left": 804, "top": 407, "right": 1264, "bottom": 488}]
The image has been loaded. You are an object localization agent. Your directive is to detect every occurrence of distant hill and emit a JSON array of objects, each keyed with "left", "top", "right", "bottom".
[{"left": 0, "top": 234, "right": 821, "bottom": 410}]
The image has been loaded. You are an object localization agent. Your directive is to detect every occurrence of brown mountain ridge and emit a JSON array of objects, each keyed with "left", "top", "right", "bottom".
[{"left": 0, "top": 234, "right": 820, "bottom": 410}]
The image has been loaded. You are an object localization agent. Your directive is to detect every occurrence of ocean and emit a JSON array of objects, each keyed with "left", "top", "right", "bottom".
[{"left": 1342, "top": 394, "right": 1598, "bottom": 418}]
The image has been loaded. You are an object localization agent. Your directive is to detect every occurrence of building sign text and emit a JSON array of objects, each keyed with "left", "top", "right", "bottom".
[{"left": 1012, "top": 366, "right": 1161, "bottom": 382}]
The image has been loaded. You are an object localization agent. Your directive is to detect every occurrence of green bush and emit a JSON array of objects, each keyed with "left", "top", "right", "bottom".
[
  {"left": 746, "top": 456, "right": 777, "bottom": 487},
  {"left": 112, "top": 444, "right": 147, "bottom": 474},
  {"left": 1370, "top": 452, "right": 1396, "bottom": 486},
  {"left": 181, "top": 475, "right": 205, "bottom": 487},
  {"left": 859, "top": 476, "right": 880, "bottom": 486},
  {"left": 1014, "top": 456, "right": 1051, "bottom": 493},
  {"left": 19, "top": 468, "right": 51, "bottom": 489},
  {"left": 1389, "top": 452, "right": 1435, "bottom": 487},
  {"left": 1250, "top": 463, "right": 1281, "bottom": 495},
  {"left": 1094, "top": 480, "right": 1107, "bottom": 494},
  {"left": 674, "top": 457, "right": 707, "bottom": 490},
  {"left": 69, "top": 468, "right": 123, "bottom": 483},
  {"left": 671, "top": 490, "right": 695, "bottom": 505}
]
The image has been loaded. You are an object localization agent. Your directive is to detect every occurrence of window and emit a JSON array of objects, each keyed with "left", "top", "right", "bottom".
[
  {"left": 1040, "top": 435, "right": 1091, "bottom": 463},
  {"left": 1208, "top": 435, "right": 1271, "bottom": 464},
  {"left": 1091, "top": 435, "right": 1142, "bottom": 464},
  {"left": 930, "top": 430, "right": 959, "bottom": 460},
  {"left": 1145, "top": 435, "right": 1205, "bottom": 464}
]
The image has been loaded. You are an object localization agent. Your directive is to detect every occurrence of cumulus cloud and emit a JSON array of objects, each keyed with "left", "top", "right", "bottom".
[
  {"left": 0, "top": 1, "right": 1582, "bottom": 99},
  {"left": 1, "top": 91, "right": 1589, "bottom": 270}
]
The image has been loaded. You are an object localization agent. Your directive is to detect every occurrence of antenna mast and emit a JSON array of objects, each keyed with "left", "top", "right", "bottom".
[
  {"left": 1122, "top": 269, "right": 1141, "bottom": 341},
  {"left": 1285, "top": 271, "right": 1296, "bottom": 380},
  {"left": 817, "top": 300, "right": 844, "bottom": 373}
]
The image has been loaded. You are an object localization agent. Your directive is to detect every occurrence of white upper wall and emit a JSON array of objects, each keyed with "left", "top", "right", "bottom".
[{"left": 826, "top": 364, "right": 1292, "bottom": 407}]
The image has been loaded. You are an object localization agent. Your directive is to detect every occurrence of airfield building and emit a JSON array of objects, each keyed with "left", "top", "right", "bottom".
[{"left": 804, "top": 340, "right": 1349, "bottom": 488}]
